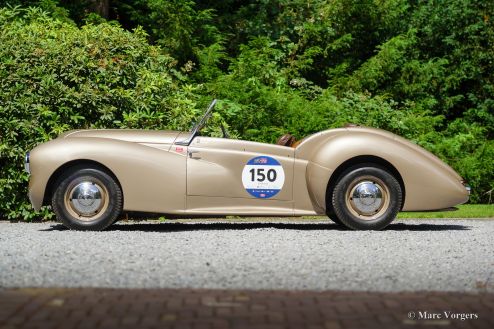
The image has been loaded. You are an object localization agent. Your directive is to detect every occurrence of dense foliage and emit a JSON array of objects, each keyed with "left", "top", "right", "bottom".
[
  {"left": 0, "top": 0, "right": 493, "bottom": 220},
  {"left": 0, "top": 7, "right": 201, "bottom": 219}
]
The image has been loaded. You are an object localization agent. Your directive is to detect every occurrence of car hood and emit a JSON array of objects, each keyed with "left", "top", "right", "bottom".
[{"left": 59, "top": 129, "right": 183, "bottom": 144}]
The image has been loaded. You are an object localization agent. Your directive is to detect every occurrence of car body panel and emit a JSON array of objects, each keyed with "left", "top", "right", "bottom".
[
  {"left": 29, "top": 136, "right": 187, "bottom": 213},
  {"left": 27, "top": 124, "right": 469, "bottom": 215},
  {"left": 60, "top": 129, "right": 182, "bottom": 145},
  {"left": 185, "top": 137, "right": 297, "bottom": 215},
  {"left": 186, "top": 196, "right": 295, "bottom": 215},
  {"left": 187, "top": 137, "right": 294, "bottom": 200},
  {"left": 298, "top": 127, "right": 468, "bottom": 211}
]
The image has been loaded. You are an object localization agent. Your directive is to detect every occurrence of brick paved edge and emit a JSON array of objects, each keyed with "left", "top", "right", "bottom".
[{"left": 0, "top": 288, "right": 492, "bottom": 329}]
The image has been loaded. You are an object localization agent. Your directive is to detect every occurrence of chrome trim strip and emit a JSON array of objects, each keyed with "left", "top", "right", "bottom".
[{"left": 24, "top": 152, "right": 30, "bottom": 174}]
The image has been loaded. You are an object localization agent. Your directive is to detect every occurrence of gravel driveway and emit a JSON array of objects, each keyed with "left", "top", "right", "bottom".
[{"left": 0, "top": 218, "right": 493, "bottom": 292}]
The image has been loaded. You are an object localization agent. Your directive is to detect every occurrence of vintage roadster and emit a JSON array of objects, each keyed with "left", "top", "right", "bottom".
[{"left": 25, "top": 99, "right": 470, "bottom": 230}]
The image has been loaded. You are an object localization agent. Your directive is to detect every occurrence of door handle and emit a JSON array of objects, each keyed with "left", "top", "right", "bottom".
[{"left": 188, "top": 150, "right": 201, "bottom": 159}]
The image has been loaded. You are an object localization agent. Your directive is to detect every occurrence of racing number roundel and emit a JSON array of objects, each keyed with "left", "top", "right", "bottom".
[{"left": 242, "top": 156, "right": 285, "bottom": 198}]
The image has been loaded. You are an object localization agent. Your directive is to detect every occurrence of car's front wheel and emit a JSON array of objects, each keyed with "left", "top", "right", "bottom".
[
  {"left": 52, "top": 167, "right": 122, "bottom": 231},
  {"left": 331, "top": 165, "right": 402, "bottom": 230}
]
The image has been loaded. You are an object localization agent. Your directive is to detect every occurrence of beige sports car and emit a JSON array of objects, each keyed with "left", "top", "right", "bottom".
[{"left": 25, "top": 99, "right": 470, "bottom": 231}]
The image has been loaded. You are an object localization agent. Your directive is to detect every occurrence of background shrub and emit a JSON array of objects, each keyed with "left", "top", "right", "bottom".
[
  {"left": 0, "top": 0, "right": 493, "bottom": 220},
  {"left": 0, "top": 7, "right": 200, "bottom": 220}
]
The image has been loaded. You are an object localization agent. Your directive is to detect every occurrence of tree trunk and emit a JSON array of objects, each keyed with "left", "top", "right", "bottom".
[{"left": 88, "top": 0, "right": 110, "bottom": 19}]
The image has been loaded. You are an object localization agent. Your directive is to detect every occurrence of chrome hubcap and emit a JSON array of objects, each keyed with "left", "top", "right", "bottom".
[
  {"left": 67, "top": 181, "right": 106, "bottom": 217},
  {"left": 350, "top": 181, "right": 383, "bottom": 215},
  {"left": 344, "top": 174, "right": 391, "bottom": 221}
]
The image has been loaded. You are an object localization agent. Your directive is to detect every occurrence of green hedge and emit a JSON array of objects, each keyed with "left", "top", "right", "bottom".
[
  {"left": 207, "top": 38, "right": 493, "bottom": 205},
  {"left": 0, "top": 7, "right": 200, "bottom": 220},
  {"left": 0, "top": 6, "right": 492, "bottom": 221}
]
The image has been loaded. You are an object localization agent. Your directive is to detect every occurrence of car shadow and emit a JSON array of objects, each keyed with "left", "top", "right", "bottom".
[{"left": 40, "top": 221, "right": 471, "bottom": 232}]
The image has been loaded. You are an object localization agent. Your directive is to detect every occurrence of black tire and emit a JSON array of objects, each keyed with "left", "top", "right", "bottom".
[
  {"left": 331, "top": 165, "right": 402, "bottom": 230},
  {"left": 326, "top": 184, "right": 343, "bottom": 226},
  {"left": 52, "top": 167, "right": 122, "bottom": 231},
  {"left": 326, "top": 208, "right": 344, "bottom": 225}
]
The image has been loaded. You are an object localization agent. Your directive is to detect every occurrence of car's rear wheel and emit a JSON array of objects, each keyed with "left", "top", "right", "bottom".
[
  {"left": 331, "top": 165, "right": 402, "bottom": 230},
  {"left": 52, "top": 167, "right": 122, "bottom": 231}
]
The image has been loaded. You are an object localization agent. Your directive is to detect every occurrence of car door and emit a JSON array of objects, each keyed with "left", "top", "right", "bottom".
[{"left": 186, "top": 136, "right": 295, "bottom": 213}]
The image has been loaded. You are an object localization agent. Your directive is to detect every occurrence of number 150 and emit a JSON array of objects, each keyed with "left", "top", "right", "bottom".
[{"left": 249, "top": 168, "right": 277, "bottom": 182}]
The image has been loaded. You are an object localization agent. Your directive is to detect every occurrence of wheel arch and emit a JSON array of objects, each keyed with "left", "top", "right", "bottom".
[
  {"left": 325, "top": 155, "right": 406, "bottom": 214},
  {"left": 42, "top": 159, "right": 123, "bottom": 207}
]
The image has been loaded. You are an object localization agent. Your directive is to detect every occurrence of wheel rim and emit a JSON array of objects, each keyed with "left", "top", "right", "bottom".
[
  {"left": 345, "top": 176, "right": 390, "bottom": 220},
  {"left": 64, "top": 178, "right": 109, "bottom": 222}
]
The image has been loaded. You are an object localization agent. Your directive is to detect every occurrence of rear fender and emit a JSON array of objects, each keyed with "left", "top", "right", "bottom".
[{"left": 301, "top": 131, "right": 468, "bottom": 212}]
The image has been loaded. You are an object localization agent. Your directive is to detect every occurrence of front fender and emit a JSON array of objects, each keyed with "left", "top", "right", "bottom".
[
  {"left": 28, "top": 137, "right": 186, "bottom": 213},
  {"left": 297, "top": 128, "right": 468, "bottom": 212}
]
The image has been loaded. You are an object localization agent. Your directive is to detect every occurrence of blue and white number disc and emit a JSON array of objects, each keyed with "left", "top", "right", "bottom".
[{"left": 242, "top": 156, "right": 285, "bottom": 198}]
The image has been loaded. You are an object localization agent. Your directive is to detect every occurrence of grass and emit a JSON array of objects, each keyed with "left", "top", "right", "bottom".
[{"left": 398, "top": 204, "right": 494, "bottom": 219}]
